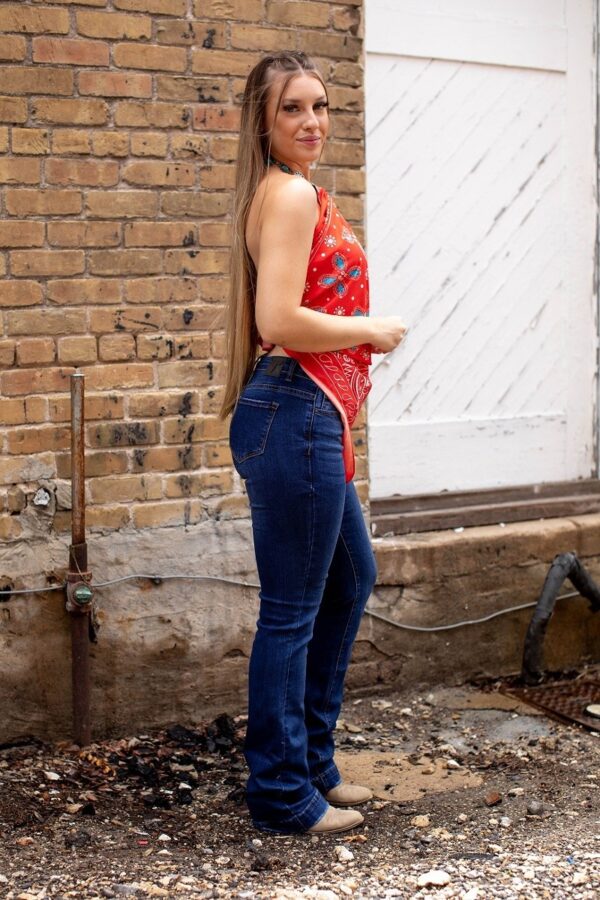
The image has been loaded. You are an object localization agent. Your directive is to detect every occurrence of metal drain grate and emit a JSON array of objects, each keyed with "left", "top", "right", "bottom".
[{"left": 501, "top": 679, "right": 600, "bottom": 731}]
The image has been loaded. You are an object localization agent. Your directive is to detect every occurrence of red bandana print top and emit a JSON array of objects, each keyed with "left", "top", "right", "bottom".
[{"left": 258, "top": 185, "right": 372, "bottom": 482}]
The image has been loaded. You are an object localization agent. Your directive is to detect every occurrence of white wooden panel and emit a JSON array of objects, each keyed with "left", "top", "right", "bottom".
[
  {"left": 371, "top": 414, "right": 566, "bottom": 497},
  {"left": 365, "top": 0, "right": 597, "bottom": 500},
  {"left": 366, "top": 0, "right": 567, "bottom": 72}
]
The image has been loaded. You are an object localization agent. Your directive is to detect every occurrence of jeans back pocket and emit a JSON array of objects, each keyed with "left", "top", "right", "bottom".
[{"left": 229, "top": 396, "right": 279, "bottom": 467}]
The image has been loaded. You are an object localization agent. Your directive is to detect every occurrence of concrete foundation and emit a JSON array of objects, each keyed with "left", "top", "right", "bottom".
[{"left": 0, "top": 513, "right": 599, "bottom": 744}]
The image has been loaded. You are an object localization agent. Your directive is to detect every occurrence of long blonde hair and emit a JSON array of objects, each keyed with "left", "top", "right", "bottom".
[{"left": 217, "top": 51, "right": 328, "bottom": 421}]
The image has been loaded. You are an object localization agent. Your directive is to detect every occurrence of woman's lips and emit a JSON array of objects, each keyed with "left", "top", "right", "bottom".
[{"left": 299, "top": 137, "right": 320, "bottom": 144}]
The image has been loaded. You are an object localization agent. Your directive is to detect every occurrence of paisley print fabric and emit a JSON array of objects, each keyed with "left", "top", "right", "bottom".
[{"left": 257, "top": 186, "right": 372, "bottom": 482}]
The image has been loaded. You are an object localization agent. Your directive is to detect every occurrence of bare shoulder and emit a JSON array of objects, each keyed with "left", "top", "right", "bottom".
[{"left": 260, "top": 173, "right": 318, "bottom": 228}]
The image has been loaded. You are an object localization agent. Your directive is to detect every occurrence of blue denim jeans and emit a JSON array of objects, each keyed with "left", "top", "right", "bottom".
[{"left": 228, "top": 354, "right": 378, "bottom": 833}]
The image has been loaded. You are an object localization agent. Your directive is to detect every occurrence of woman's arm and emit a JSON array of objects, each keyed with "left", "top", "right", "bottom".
[{"left": 254, "top": 179, "right": 378, "bottom": 353}]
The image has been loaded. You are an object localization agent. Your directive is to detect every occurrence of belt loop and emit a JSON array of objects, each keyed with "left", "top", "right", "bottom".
[{"left": 284, "top": 358, "right": 296, "bottom": 381}]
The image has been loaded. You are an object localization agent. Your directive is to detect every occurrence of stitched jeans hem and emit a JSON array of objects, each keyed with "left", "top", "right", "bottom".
[{"left": 249, "top": 790, "right": 329, "bottom": 834}]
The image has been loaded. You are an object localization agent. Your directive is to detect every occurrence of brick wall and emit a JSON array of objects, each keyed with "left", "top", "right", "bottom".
[{"left": 0, "top": 0, "right": 367, "bottom": 550}]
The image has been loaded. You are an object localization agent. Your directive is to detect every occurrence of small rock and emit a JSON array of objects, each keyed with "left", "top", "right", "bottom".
[
  {"left": 526, "top": 800, "right": 544, "bottom": 816},
  {"left": 417, "top": 869, "right": 451, "bottom": 887},
  {"left": 572, "top": 872, "right": 588, "bottom": 885},
  {"left": 484, "top": 791, "right": 502, "bottom": 807},
  {"left": 410, "top": 815, "right": 430, "bottom": 828},
  {"left": 335, "top": 845, "right": 354, "bottom": 862},
  {"left": 456, "top": 813, "right": 468, "bottom": 823},
  {"left": 157, "top": 833, "right": 171, "bottom": 842},
  {"left": 43, "top": 770, "right": 61, "bottom": 781},
  {"left": 499, "top": 816, "right": 512, "bottom": 828}
]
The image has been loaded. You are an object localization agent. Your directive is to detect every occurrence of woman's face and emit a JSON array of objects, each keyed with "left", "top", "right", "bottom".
[{"left": 264, "top": 71, "right": 329, "bottom": 177}]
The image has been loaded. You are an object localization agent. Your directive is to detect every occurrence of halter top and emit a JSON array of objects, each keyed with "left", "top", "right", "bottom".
[{"left": 258, "top": 184, "right": 372, "bottom": 482}]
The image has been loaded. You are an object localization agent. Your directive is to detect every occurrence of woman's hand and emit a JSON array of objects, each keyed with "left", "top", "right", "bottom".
[{"left": 369, "top": 316, "right": 408, "bottom": 353}]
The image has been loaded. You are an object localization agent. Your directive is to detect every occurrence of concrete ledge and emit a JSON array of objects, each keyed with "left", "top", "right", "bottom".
[{"left": 350, "top": 514, "right": 600, "bottom": 691}]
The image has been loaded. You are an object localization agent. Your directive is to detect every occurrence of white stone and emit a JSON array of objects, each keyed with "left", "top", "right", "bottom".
[{"left": 417, "top": 870, "right": 451, "bottom": 888}]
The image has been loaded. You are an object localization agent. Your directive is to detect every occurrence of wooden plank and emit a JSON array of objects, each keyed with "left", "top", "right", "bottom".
[{"left": 366, "top": 3, "right": 567, "bottom": 72}]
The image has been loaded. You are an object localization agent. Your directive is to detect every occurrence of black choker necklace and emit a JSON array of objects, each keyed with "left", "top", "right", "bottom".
[{"left": 267, "top": 155, "right": 306, "bottom": 179}]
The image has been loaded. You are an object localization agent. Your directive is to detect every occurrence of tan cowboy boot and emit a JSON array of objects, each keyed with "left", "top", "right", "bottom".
[
  {"left": 306, "top": 804, "right": 364, "bottom": 834},
  {"left": 325, "top": 783, "right": 373, "bottom": 806}
]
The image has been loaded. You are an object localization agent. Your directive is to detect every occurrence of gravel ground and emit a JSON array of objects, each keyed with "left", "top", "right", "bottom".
[{"left": 0, "top": 671, "right": 599, "bottom": 900}]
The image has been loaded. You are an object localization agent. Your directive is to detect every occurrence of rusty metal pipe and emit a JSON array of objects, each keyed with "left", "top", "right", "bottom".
[{"left": 67, "top": 372, "right": 93, "bottom": 747}]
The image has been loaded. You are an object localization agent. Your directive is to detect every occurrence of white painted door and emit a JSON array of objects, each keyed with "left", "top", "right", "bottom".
[{"left": 365, "top": 0, "right": 598, "bottom": 499}]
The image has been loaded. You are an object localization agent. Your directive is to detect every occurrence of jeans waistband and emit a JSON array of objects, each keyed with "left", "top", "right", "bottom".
[{"left": 251, "top": 354, "right": 315, "bottom": 387}]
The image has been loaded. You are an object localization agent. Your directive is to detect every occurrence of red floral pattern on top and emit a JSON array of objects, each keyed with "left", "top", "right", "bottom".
[{"left": 257, "top": 186, "right": 372, "bottom": 482}]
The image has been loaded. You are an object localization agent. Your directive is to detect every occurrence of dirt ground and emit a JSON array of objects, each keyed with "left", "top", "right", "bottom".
[{"left": 1, "top": 669, "right": 599, "bottom": 900}]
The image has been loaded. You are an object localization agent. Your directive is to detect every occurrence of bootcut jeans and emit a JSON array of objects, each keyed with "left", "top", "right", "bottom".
[{"left": 228, "top": 354, "right": 378, "bottom": 833}]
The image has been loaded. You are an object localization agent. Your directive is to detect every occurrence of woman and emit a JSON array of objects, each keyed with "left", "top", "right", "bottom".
[{"left": 219, "top": 51, "right": 407, "bottom": 835}]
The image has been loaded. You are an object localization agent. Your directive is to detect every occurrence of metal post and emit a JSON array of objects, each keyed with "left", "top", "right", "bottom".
[{"left": 66, "top": 372, "right": 93, "bottom": 747}]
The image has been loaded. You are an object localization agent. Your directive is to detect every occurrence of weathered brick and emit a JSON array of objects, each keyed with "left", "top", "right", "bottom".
[
  {"left": 88, "top": 249, "right": 162, "bottom": 276},
  {"left": 195, "top": 0, "right": 262, "bottom": 21},
  {"left": 122, "top": 161, "right": 194, "bottom": 187},
  {"left": 5, "top": 188, "right": 82, "bottom": 216},
  {"left": 325, "top": 84, "right": 363, "bottom": 111},
  {"left": 0, "top": 340, "right": 16, "bottom": 367},
  {"left": 46, "top": 159, "right": 119, "bottom": 187},
  {"left": 12, "top": 127, "right": 50, "bottom": 155},
  {"left": 0, "top": 35, "right": 27, "bottom": 61},
  {"left": 336, "top": 168, "right": 365, "bottom": 193},
  {"left": 124, "top": 221, "right": 196, "bottom": 248},
  {"left": 0, "top": 158, "right": 41, "bottom": 184},
  {"left": 322, "top": 141, "right": 363, "bottom": 166},
  {"left": 114, "top": 42, "right": 187, "bottom": 73},
  {"left": 0, "top": 280, "right": 44, "bottom": 308},
  {"left": 157, "top": 19, "right": 225, "bottom": 48},
  {"left": 199, "top": 164, "right": 235, "bottom": 190},
  {"left": 198, "top": 222, "right": 231, "bottom": 246},
  {"left": 0, "top": 126, "right": 8, "bottom": 152},
  {"left": 170, "top": 135, "right": 209, "bottom": 162},
  {"left": 50, "top": 129, "right": 91, "bottom": 157},
  {"left": 6, "top": 308, "right": 86, "bottom": 336},
  {"left": 0, "top": 95, "right": 28, "bottom": 124},
  {"left": 86, "top": 504, "right": 131, "bottom": 531},
  {"left": 89, "top": 306, "right": 162, "bottom": 333},
  {"left": 162, "top": 305, "right": 223, "bottom": 331},
  {"left": 164, "top": 470, "right": 232, "bottom": 498},
  {"left": 165, "top": 249, "right": 228, "bottom": 276},
  {"left": 157, "top": 76, "right": 226, "bottom": 104},
  {"left": 334, "top": 193, "right": 364, "bottom": 221},
  {"left": 48, "top": 277, "right": 121, "bottom": 306},
  {"left": 192, "top": 49, "right": 260, "bottom": 76},
  {"left": 209, "top": 134, "right": 238, "bottom": 161},
  {"left": 204, "top": 442, "right": 233, "bottom": 468},
  {"left": 298, "top": 32, "right": 361, "bottom": 60},
  {"left": 0, "top": 221, "right": 44, "bottom": 248},
  {"left": 0, "top": 452, "right": 56, "bottom": 485},
  {"left": 0, "top": 66, "right": 72, "bottom": 95},
  {"left": 0, "top": 398, "right": 28, "bottom": 426},
  {"left": 114, "top": 0, "right": 187, "bottom": 14},
  {"left": 79, "top": 363, "right": 154, "bottom": 391},
  {"left": 332, "top": 4, "right": 361, "bottom": 33},
  {"left": 230, "top": 25, "right": 295, "bottom": 51},
  {"left": 128, "top": 390, "right": 199, "bottom": 418},
  {"left": 115, "top": 101, "right": 188, "bottom": 128},
  {"left": 0, "top": 5, "right": 70, "bottom": 35},
  {"left": 92, "top": 130, "right": 129, "bottom": 157},
  {"left": 130, "top": 132, "right": 168, "bottom": 157},
  {"left": 125, "top": 276, "right": 197, "bottom": 305},
  {"left": 76, "top": 10, "right": 152, "bottom": 41},
  {"left": 16, "top": 337, "right": 55, "bottom": 366},
  {"left": 88, "top": 419, "right": 158, "bottom": 448},
  {"left": 158, "top": 360, "right": 214, "bottom": 388},
  {"left": 79, "top": 71, "right": 152, "bottom": 98},
  {"left": 9, "top": 250, "right": 85, "bottom": 277},
  {"left": 90, "top": 474, "right": 162, "bottom": 504},
  {"left": 132, "top": 498, "right": 205, "bottom": 528},
  {"left": 332, "top": 60, "right": 362, "bottom": 87},
  {"left": 32, "top": 97, "right": 108, "bottom": 125},
  {"left": 0, "top": 517, "right": 24, "bottom": 541},
  {"left": 49, "top": 393, "right": 123, "bottom": 423},
  {"left": 332, "top": 112, "right": 364, "bottom": 140},
  {"left": 193, "top": 105, "right": 241, "bottom": 132},
  {"left": 57, "top": 336, "right": 98, "bottom": 364},
  {"left": 86, "top": 190, "right": 158, "bottom": 219},
  {"left": 1, "top": 366, "right": 75, "bottom": 397},
  {"left": 98, "top": 333, "right": 136, "bottom": 361},
  {"left": 56, "top": 450, "right": 129, "bottom": 480},
  {"left": 33, "top": 36, "right": 109, "bottom": 66},
  {"left": 47, "top": 221, "right": 120, "bottom": 248},
  {"left": 7, "top": 424, "right": 70, "bottom": 455},
  {"left": 267, "top": 0, "right": 329, "bottom": 27},
  {"left": 130, "top": 444, "right": 202, "bottom": 473},
  {"left": 161, "top": 192, "right": 229, "bottom": 217}
]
